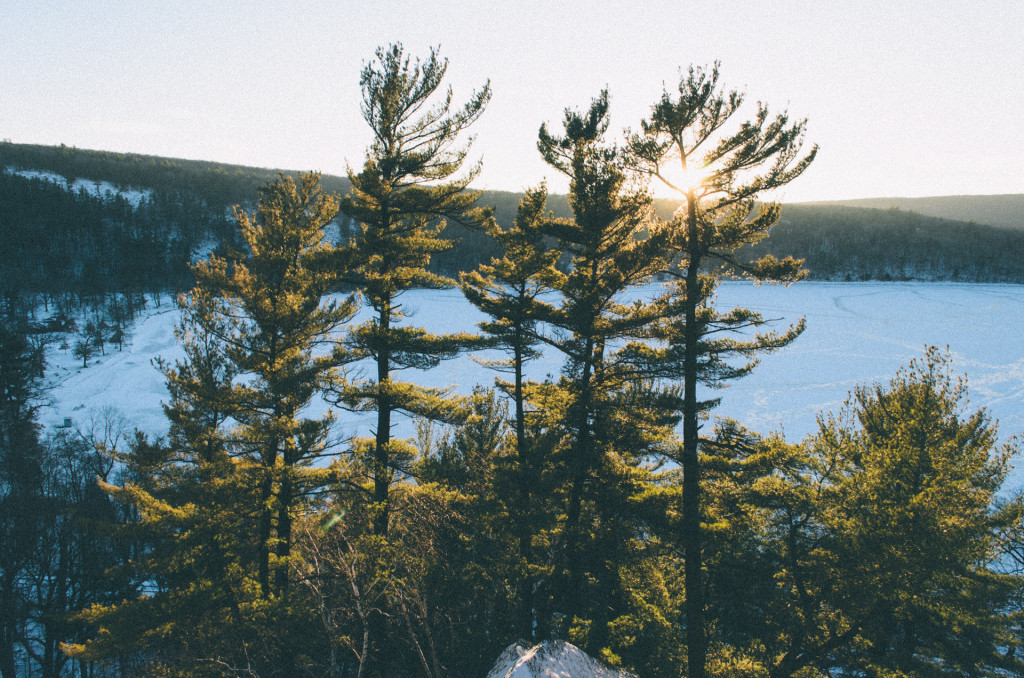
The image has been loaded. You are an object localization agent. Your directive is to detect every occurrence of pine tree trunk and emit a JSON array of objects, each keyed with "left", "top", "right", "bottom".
[
  {"left": 258, "top": 468, "right": 273, "bottom": 598},
  {"left": 373, "top": 303, "right": 392, "bottom": 540},
  {"left": 275, "top": 464, "right": 292, "bottom": 592},
  {"left": 514, "top": 345, "right": 535, "bottom": 640},
  {"left": 683, "top": 194, "right": 706, "bottom": 678},
  {"left": 562, "top": 339, "right": 595, "bottom": 625},
  {"left": 365, "top": 302, "right": 393, "bottom": 678}
]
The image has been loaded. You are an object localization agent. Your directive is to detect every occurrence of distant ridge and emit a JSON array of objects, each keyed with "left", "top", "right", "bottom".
[
  {"left": 5, "top": 141, "right": 1024, "bottom": 286},
  {"left": 794, "top": 194, "right": 1024, "bottom": 230},
  {"left": 6, "top": 140, "right": 1021, "bottom": 227},
  {"left": 0, "top": 140, "right": 352, "bottom": 205}
]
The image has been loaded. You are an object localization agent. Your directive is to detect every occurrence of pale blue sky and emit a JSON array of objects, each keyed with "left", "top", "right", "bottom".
[{"left": 2, "top": 0, "right": 1022, "bottom": 202}]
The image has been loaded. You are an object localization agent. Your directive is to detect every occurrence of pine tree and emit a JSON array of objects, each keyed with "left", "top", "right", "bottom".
[
  {"left": 338, "top": 42, "right": 492, "bottom": 540},
  {"left": 69, "top": 172, "right": 353, "bottom": 674},
  {"left": 204, "top": 171, "right": 356, "bottom": 596},
  {"left": 460, "top": 185, "right": 559, "bottom": 459},
  {"left": 458, "top": 185, "right": 562, "bottom": 638},
  {"left": 531, "top": 91, "right": 674, "bottom": 643},
  {"left": 764, "top": 349, "right": 1023, "bottom": 677},
  {"left": 69, "top": 297, "right": 268, "bottom": 672},
  {"left": 624, "top": 63, "right": 816, "bottom": 678},
  {"left": 336, "top": 43, "right": 492, "bottom": 678}
]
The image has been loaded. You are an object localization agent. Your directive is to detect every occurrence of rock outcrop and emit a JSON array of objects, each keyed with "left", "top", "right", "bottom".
[{"left": 485, "top": 640, "right": 637, "bottom": 678}]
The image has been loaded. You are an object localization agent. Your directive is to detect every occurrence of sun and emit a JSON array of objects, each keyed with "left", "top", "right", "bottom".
[{"left": 652, "top": 161, "right": 708, "bottom": 198}]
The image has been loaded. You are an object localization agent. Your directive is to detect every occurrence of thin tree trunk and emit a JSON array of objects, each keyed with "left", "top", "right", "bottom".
[
  {"left": 365, "top": 300, "right": 392, "bottom": 678},
  {"left": 682, "top": 190, "right": 706, "bottom": 678},
  {"left": 373, "top": 302, "right": 392, "bottom": 540},
  {"left": 275, "top": 463, "right": 292, "bottom": 592},
  {"left": 513, "top": 343, "right": 535, "bottom": 640},
  {"left": 258, "top": 468, "right": 273, "bottom": 598},
  {"left": 562, "top": 338, "right": 596, "bottom": 627}
]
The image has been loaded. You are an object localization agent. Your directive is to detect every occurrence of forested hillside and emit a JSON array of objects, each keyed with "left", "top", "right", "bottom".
[
  {"left": 0, "top": 140, "right": 351, "bottom": 206},
  {"left": 751, "top": 203, "right": 1024, "bottom": 281},
  {"left": 801, "top": 193, "right": 1024, "bottom": 230},
  {"left": 5, "top": 140, "right": 1024, "bottom": 298},
  {"left": 0, "top": 169, "right": 219, "bottom": 303}
]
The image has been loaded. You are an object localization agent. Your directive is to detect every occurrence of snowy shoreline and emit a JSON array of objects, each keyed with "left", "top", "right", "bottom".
[{"left": 38, "top": 281, "right": 1024, "bottom": 487}]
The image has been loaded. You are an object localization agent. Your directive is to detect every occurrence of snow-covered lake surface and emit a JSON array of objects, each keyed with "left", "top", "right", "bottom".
[{"left": 39, "top": 282, "right": 1024, "bottom": 486}]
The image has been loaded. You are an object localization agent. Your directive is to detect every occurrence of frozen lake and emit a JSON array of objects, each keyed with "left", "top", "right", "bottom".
[
  {"left": 40, "top": 281, "right": 1024, "bottom": 486},
  {"left": 705, "top": 282, "right": 1024, "bottom": 440}
]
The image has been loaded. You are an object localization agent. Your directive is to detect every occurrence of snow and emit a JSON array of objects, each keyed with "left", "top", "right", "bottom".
[
  {"left": 40, "top": 307, "right": 183, "bottom": 436},
  {"left": 190, "top": 238, "right": 220, "bottom": 263},
  {"left": 706, "top": 282, "right": 1024, "bottom": 442},
  {"left": 5, "top": 168, "right": 66, "bottom": 184},
  {"left": 71, "top": 177, "right": 151, "bottom": 208},
  {"left": 485, "top": 640, "right": 636, "bottom": 678},
  {"left": 36, "top": 282, "right": 1024, "bottom": 487},
  {"left": 3, "top": 166, "right": 152, "bottom": 208}
]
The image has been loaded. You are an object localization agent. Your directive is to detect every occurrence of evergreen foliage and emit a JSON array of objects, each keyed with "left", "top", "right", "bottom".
[
  {"left": 625, "top": 62, "right": 816, "bottom": 678},
  {"left": 5, "top": 49, "right": 1024, "bottom": 678},
  {"left": 528, "top": 91, "right": 676, "bottom": 647},
  {"left": 337, "top": 42, "right": 492, "bottom": 539},
  {"left": 754, "top": 349, "right": 1022, "bottom": 677},
  {"left": 332, "top": 42, "right": 493, "bottom": 678},
  {"left": 459, "top": 185, "right": 563, "bottom": 639},
  {"left": 68, "top": 172, "right": 354, "bottom": 675},
  {"left": 208, "top": 172, "right": 355, "bottom": 595}
]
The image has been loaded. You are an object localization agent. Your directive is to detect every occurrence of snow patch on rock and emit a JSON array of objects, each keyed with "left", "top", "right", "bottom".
[{"left": 485, "top": 640, "right": 636, "bottom": 678}]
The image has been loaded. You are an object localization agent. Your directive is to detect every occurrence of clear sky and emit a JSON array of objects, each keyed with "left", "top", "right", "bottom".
[{"left": 2, "top": 0, "right": 1022, "bottom": 202}]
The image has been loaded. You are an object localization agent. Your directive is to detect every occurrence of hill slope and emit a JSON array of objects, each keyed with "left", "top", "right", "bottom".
[
  {"left": 0, "top": 140, "right": 351, "bottom": 206},
  {"left": 796, "top": 194, "right": 1024, "bottom": 230},
  {"left": 753, "top": 204, "right": 1024, "bottom": 282},
  {"left": 4, "top": 141, "right": 1024, "bottom": 291}
]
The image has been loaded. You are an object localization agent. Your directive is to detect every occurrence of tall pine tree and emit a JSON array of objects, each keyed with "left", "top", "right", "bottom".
[
  {"left": 338, "top": 42, "right": 492, "bottom": 540},
  {"left": 70, "top": 172, "right": 354, "bottom": 675},
  {"left": 625, "top": 63, "right": 817, "bottom": 678},
  {"left": 530, "top": 91, "right": 674, "bottom": 644},
  {"left": 458, "top": 184, "right": 561, "bottom": 639},
  {"left": 210, "top": 171, "right": 355, "bottom": 595},
  {"left": 336, "top": 43, "right": 492, "bottom": 678}
]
